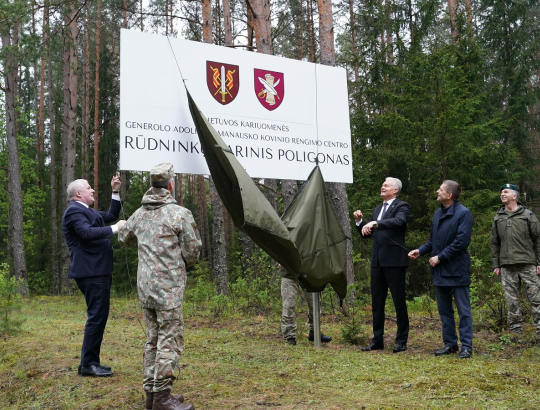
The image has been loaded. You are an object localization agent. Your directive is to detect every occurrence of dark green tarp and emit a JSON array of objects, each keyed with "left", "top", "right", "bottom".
[{"left": 187, "top": 91, "right": 348, "bottom": 299}]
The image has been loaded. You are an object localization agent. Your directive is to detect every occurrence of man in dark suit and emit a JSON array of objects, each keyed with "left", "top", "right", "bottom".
[
  {"left": 409, "top": 180, "right": 474, "bottom": 359},
  {"left": 353, "top": 177, "right": 410, "bottom": 353},
  {"left": 61, "top": 175, "right": 126, "bottom": 377}
]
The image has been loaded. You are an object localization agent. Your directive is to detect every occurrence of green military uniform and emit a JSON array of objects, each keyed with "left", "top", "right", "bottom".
[
  {"left": 281, "top": 276, "right": 314, "bottom": 340},
  {"left": 491, "top": 197, "right": 540, "bottom": 334},
  {"left": 119, "top": 163, "right": 202, "bottom": 393}
]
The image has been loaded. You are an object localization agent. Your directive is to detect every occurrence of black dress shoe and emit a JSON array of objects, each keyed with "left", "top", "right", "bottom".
[
  {"left": 458, "top": 347, "right": 473, "bottom": 359},
  {"left": 307, "top": 330, "right": 332, "bottom": 343},
  {"left": 361, "top": 342, "right": 384, "bottom": 351},
  {"left": 78, "top": 364, "right": 112, "bottom": 375},
  {"left": 393, "top": 343, "right": 407, "bottom": 353},
  {"left": 80, "top": 364, "right": 113, "bottom": 377},
  {"left": 434, "top": 345, "right": 459, "bottom": 356}
]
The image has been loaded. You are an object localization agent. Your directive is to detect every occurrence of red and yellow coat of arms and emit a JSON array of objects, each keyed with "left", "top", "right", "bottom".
[
  {"left": 254, "top": 69, "right": 285, "bottom": 111},
  {"left": 206, "top": 61, "right": 240, "bottom": 105}
]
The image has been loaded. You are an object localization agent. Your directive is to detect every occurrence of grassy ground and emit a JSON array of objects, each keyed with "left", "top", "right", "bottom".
[{"left": 1, "top": 296, "right": 540, "bottom": 409}]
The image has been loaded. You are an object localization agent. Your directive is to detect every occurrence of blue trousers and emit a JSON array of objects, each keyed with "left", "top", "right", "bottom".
[
  {"left": 75, "top": 275, "right": 112, "bottom": 367},
  {"left": 435, "top": 285, "right": 473, "bottom": 349}
]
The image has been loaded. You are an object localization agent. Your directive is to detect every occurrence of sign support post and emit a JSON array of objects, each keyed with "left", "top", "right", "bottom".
[{"left": 312, "top": 292, "right": 321, "bottom": 348}]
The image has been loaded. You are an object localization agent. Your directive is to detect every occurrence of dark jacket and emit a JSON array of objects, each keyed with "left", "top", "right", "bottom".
[
  {"left": 61, "top": 199, "right": 121, "bottom": 279},
  {"left": 419, "top": 201, "right": 473, "bottom": 287},
  {"left": 490, "top": 204, "right": 540, "bottom": 268},
  {"left": 357, "top": 199, "right": 410, "bottom": 268}
]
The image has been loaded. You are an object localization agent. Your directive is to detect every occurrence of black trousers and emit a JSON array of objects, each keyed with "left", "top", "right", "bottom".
[
  {"left": 370, "top": 266, "right": 409, "bottom": 345},
  {"left": 75, "top": 275, "right": 112, "bottom": 367}
]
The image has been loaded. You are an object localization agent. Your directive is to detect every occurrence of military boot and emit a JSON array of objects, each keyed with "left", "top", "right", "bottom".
[
  {"left": 146, "top": 392, "right": 185, "bottom": 410},
  {"left": 308, "top": 330, "right": 332, "bottom": 343},
  {"left": 153, "top": 390, "right": 193, "bottom": 410}
]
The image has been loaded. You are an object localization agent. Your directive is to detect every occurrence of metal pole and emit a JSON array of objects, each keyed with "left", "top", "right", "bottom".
[{"left": 312, "top": 292, "right": 321, "bottom": 348}]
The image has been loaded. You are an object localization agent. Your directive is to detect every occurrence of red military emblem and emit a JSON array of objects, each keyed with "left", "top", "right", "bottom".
[
  {"left": 254, "top": 69, "right": 285, "bottom": 111},
  {"left": 206, "top": 61, "right": 239, "bottom": 105}
]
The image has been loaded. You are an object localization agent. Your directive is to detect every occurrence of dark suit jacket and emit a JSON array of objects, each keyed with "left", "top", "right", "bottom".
[
  {"left": 61, "top": 199, "right": 121, "bottom": 279},
  {"left": 419, "top": 201, "right": 473, "bottom": 287},
  {"left": 357, "top": 199, "right": 410, "bottom": 268}
]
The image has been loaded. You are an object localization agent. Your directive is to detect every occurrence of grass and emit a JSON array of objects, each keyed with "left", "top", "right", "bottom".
[{"left": 1, "top": 295, "right": 540, "bottom": 409}]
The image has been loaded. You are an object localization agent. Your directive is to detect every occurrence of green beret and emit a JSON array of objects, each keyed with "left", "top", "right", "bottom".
[
  {"left": 500, "top": 183, "right": 519, "bottom": 192},
  {"left": 150, "top": 162, "right": 175, "bottom": 182}
]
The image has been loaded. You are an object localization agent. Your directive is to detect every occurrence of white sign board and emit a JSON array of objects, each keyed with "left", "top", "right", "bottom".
[{"left": 120, "top": 29, "right": 352, "bottom": 183}]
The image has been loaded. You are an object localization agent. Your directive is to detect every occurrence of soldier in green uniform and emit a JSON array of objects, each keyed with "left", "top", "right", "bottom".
[
  {"left": 280, "top": 267, "right": 332, "bottom": 345},
  {"left": 491, "top": 183, "right": 540, "bottom": 337},
  {"left": 119, "top": 163, "right": 202, "bottom": 410}
]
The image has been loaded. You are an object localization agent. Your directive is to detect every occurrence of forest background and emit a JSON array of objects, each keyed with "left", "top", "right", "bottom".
[{"left": 1, "top": 0, "right": 540, "bottom": 334}]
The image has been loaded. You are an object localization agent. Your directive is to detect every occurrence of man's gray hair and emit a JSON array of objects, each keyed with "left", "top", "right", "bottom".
[
  {"left": 67, "top": 179, "right": 88, "bottom": 200},
  {"left": 508, "top": 189, "right": 520, "bottom": 201},
  {"left": 442, "top": 180, "right": 461, "bottom": 201},
  {"left": 386, "top": 177, "right": 402, "bottom": 195},
  {"left": 151, "top": 178, "right": 174, "bottom": 189}
]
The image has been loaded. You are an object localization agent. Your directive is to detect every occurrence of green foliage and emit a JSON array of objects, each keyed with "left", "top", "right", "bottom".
[
  {"left": 408, "top": 295, "right": 437, "bottom": 318},
  {"left": 340, "top": 285, "right": 369, "bottom": 345},
  {"left": 0, "top": 263, "right": 26, "bottom": 335}
]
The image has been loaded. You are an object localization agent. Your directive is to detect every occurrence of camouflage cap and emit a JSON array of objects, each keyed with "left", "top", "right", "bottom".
[
  {"left": 150, "top": 163, "right": 175, "bottom": 182},
  {"left": 500, "top": 183, "right": 519, "bottom": 192}
]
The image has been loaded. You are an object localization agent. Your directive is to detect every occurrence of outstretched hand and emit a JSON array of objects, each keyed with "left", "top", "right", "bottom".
[{"left": 408, "top": 249, "right": 420, "bottom": 259}]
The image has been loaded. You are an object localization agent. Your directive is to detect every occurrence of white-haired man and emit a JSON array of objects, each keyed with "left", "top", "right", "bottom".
[
  {"left": 61, "top": 175, "right": 126, "bottom": 377},
  {"left": 353, "top": 177, "right": 410, "bottom": 353}
]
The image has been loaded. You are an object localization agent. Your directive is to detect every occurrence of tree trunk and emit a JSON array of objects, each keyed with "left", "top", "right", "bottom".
[
  {"left": 123, "top": 0, "right": 127, "bottom": 28},
  {"left": 2, "top": 24, "right": 28, "bottom": 294},
  {"left": 385, "top": 0, "right": 393, "bottom": 65},
  {"left": 316, "top": 0, "right": 354, "bottom": 289},
  {"left": 140, "top": 0, "right": 144, "bottom": 31},
  {"left": 210, "top": 179, "right": 229, "bottom": 294},
  {"left": 248, "top": 0, "right": 272, "bottom": 54},
  {"left": 82, "top": 4, "right": 90, "bottom": 180},
  {"left": 447, "top": 0, "right": 458, "bottom": 44},
  {"left": 61, "top": 5, "right": 79, "bottom": 295},
  {"left": 246, "top": 3, "right": 254, "bottom": 50},
  {"left": 281, "top": 180, "right": 297, "bottom": 209},
  {"left": 223, "top": 0, "right": 233, "bottom": 46},
  {"left": 202, "top": 0, "right": 212, "bottom": 43},
  {"left": 348, "top": 0, "right": 359, "bottom": 82},
  {"left": 36, "top": 10, "right": 45, "bottom": 190},
  {"left": 48, "top": 29, "right": 60, "bottom": 294},
  {"left": 196, "top": 175, "right": 208, "bottom": 258},
  {"left": 464, "top": 0, "right": 473, "bottom": 39},
  {"left": 296, "top": 0, "right": 304, "bottom": 60},
  {"left": 93, "top": 0, "right": 102, "bottom": 210},
  {"left": 308, "top": 0, "right": 315, "bottom": 62}
]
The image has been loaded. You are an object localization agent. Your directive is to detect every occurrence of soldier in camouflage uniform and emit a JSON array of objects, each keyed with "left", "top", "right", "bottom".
[
  {"left": 119, "top": 163, "right": 202, "bottom": 410},
  {"left": 491, "top": 183, "right": 540, "bottom": 336},
  {"left": 280, "top": 267, "right": 332, "bottom": 345}
]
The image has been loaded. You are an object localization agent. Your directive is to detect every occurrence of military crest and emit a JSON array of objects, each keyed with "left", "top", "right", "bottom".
[
  {"left": 254, "top": 69, "right": 284, "bottom": 111},
  {"left": 206, "top": 61, "right": 239, "bottom": 105}
]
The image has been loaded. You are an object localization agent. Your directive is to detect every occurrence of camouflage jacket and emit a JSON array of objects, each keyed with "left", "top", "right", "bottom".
[
  {"left": 118, "top": 188, "right": 202, "bottom": 310},
  {"left": 491, "top": 204, "right": 540, "bottom": 268}
]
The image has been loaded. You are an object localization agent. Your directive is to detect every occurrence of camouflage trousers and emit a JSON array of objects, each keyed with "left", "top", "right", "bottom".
[
  {"left": 142, "top": 306, "right": 184, "bottom": 393},
  {"left": 281, "top": 277, "right": 314, "bottom": 340},
  {"left": 500, "top": 264, "right": 540, "bottom": 334}
]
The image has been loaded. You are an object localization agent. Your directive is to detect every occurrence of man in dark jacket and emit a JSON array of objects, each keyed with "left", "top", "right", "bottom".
[
  {"left": 61, "top": 175, "right": 126, "bottom": 376},
  {"left": 353, "top": 177, "right": 410, "bottom": 353},
  {"left": 409, "top": 180, "right": 473, "bottom": 359},
  {"left": 490, "top": 183, "right": 540, "bottom": 336}
]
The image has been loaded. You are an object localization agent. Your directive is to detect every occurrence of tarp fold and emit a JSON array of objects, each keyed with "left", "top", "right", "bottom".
[{"left": 187, "top": 90, "right": 348, "bottom": 299}]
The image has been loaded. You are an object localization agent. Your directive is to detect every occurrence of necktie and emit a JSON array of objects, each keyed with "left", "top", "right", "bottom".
[{"left": 379, "top": 202, "right": 388, "bottom": 220}]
